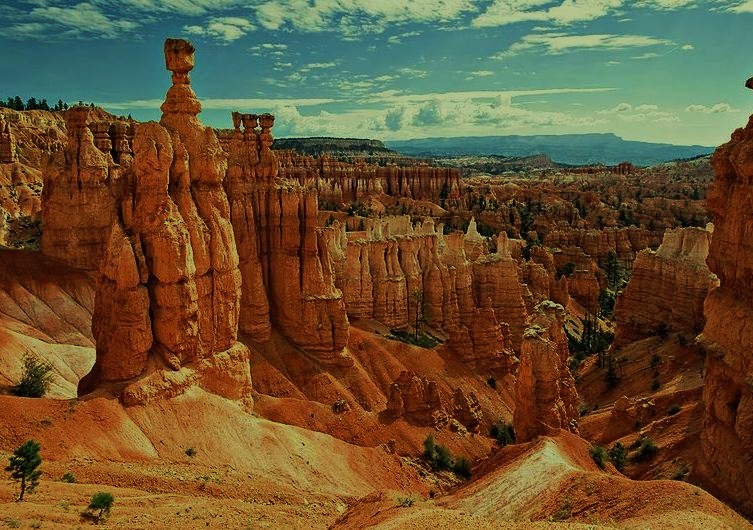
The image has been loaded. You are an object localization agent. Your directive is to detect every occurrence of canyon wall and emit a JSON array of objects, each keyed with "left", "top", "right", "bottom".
[
  {"left": 613, "top": 226, "right": 717, "bottom": 346},
  {"left": 700, "top": 113, "right": 753, "bottom": 516}
]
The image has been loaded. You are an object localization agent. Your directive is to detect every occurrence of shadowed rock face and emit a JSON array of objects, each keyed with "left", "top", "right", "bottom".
[
  {"left": 613, "top": 226, "right": 717, "bottom": 347},
  {"left": 700, "top": 113, "right": 753, "bottom": 517}
]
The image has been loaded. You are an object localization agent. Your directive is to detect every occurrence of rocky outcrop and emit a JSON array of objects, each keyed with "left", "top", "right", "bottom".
[
  {"left": 544, "top": 227, "right": 658, "bottom": 269},
  {"left": 78, "top": 39, "right": 252, "bottom": 405},
  {"left": 224, "top": 114, "right": 351, "bottom": 363},
  {"left": 514, "top": 301, "right": 578, "bottom": 442},
  {"left": 452, "top": 388, "right": 483, "bottom": 433},
  {"left": 700, "top": 112, "right": 753, "bottom": 516},
  {"left": 386, "top": 370, "right": 444, "bottom": 426},
  {"left": 0, "top": 117, "right": 16, "bottom": 163},
  {"left": 614, "top": 226, "right": 717, "bottom": 346}
]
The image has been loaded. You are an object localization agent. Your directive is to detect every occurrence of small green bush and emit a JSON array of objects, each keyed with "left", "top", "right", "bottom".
[
  {"left": 672, "top": 464, "right": 689, "bottom": 481},
  {"left": 486, "top": 376, "right": 497, "bottom": 390},
  {"left": 452, "top": 457, "right": 472, "bottom": 480},
  {"left": 185, "top": 447, "right": 197, "bottom": 458},
  {"left": 608, "top": 442, "right": 628, "bottom": 472},
  {"left": 589, "top": 446, "right": 608, "bottom": 469},
  {"left": 490, "top": 421, "right": 516, "bottom": 446},
  {"left": 60, "top": 471, "right": 76, "bottom": 483},
  {"left": 86, "top": 492, "right": 114, "bottom": 522},
  {"left": 650, "top": 353, "right": 661, "bottom": 370},
  {"left": 667, "top": 404, "right": 681, "bottom": 416},
  {"left": 11, "top": 356, "right": 53, "bottom": 398},
  {"left": 651, "top": 378, "right": 661, "bottom": 391},
  {"left": 397, "top": 495, "right": 415, "bottom": 507},
  {"left": 632, "top": 438, "right": 658, "bottom": 462}
]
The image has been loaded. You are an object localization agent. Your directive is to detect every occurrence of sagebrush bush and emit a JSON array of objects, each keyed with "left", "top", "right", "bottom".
[
  {"left": 608, "top": 442, "right": 628, "bottom": 472},
  {"left": 490, "top": 421, "right": 516, "bottom": 446}
]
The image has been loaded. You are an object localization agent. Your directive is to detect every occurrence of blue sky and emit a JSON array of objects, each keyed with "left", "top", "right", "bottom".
[{"left": 1, "top": 1, "right": 752, "bottom": 145}]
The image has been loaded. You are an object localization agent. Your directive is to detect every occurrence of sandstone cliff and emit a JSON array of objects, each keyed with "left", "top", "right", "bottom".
[
  {"left": 614, "top": 226, "right": 717, "bottom": 347},
  {"left": 700, "top": 111, "right": 753, "bottom": 516}
]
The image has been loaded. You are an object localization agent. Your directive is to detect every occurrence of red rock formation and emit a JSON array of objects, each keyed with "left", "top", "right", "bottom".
[
  {"left": 700, "top": 112, "right": 753, "bottom": 516},
  {"left": 514, "top": 301, "right": 579, "bottom": 442},
  {"left": 386, "top": 370, "right": 444, "bottom": 426},
  {"left": 452, "top": 388, "right": 483, "bottom": 433},
  {"left": 78, "top": 39, "right": 252, "bottom": 406},
  {"left": 614, "top": 226, "right": 717, "bottom": 346},
  {"left": 0, "top": 117, "right": 16, "bottom": 163},
  {"left": 544, "top": 227, "right": 657, "bottom": 269},
  {"left": 224, "top": 114, "right": 351, "bottom": 362}
]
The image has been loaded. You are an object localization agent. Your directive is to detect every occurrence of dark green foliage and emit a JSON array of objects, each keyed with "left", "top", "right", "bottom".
[
  {"left": 557, "top": 262, "right": 576, "bottom": 279},
  {"left": 423, "top": 435, "right": 471, "bottom": 479},
  {"left": 490, "top": 421, "right": 516, "bottom": 446},
  {"left": 387, "top": 329, "right": 441, "bottom": 348},
  {"left": 452, "top": 457, "right": 472, "bottom": 479},
  {"left": 347, "top": 202, "right": 372, "bottom": 217},
  {"left": 486, "top": 376, "right": 497, "bottom": 389},
  {"left": 650, "top": 353, "right": 662, "bottom": 370},
  {"left": 667, "top": 404, "right": 681, "bottom": 416},
  {"left": 0, "top": 96, "right": 73, "bottom": 111},
  {"left": 11, "top": 355, "right": 53, "bottom": 398},
  {"left": 423, "top": 435, "right": 453, "bottom": 471},
  {"left": 590, "top": 446, "right": 608, "bottom": 469},
  {"left": 651, "top": 378, "right": 661, "bottom": 391},
  {"left": 567, "top": 316, "right": 614, "bottom": 371},
  {"left": 6, "top": 440, "right": 42, "bottom": 501},
  {"left": 87, "top": 492, "right": 114, "bottom": 522},
  {"left": 60, "top": 472, "right": 76, "bottom": 483},
  {"left": 608, "top": 442, "right": 628, "bottom": 472},
  {"left": 324, "top": 215, "right": 336, "bottom": 227},
  {"left": 631, "top": 438, "right": 658, "bottom": 462},
  {"left": 185, "top": 447, "right": 197, "bottom": 457},
  {"left": 605, "top": 354, "right": 621, "bottom": 388}
]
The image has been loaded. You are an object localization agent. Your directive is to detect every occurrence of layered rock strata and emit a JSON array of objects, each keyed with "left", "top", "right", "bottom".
[
  {"left": 514, "top": 301, "right": 579, "bottom": 442},
  {"left": 614, "top": 226, "right": 717, "bottom": 346},
  {"left": 78, "top": 39, "right": 251, "bottom": 404},
  {"left": 700, "top": 112, "right": 753, "bottom": 516}
]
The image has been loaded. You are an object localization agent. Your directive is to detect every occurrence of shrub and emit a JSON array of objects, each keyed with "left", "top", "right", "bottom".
[
  {"left": 6, "top": 440, "right": 42, "bottom": 501},
  {"left": 397, "top": 495, "right": 415, "bottom": 507},
  {"left": 589, "top": 446, "right": 608, "bottom": 469},
  {"left": 452, "top": 457, "right": 472, "bottom": 480},
  {"left": 60, "top": 471, "right": 76, "bottom": 483},
  {"left": 650, "top": 353, "right": 661, "bottom": 370},
  {"left": 486, "top": 376, "right": 497, "bottom": 390},
  {"left": 651, "top": 378, "right": 661, "bottom": 391},
  {"left": 185, "top": 447, "right": 197, "bottom": 458},
  {"left": 667, "top": 404, "right": 681, "bottom": 416},
  {"left": 672, "top": 464, "right": 689, "bottom": 481},
  {"left": 11, "top": 355, "right": 53, "bottom": 398},
  {"left": 632, "top": 438, "right": 658, "bottom": 462},
  {"left": 86, "top": 492, "right": 114, "bottom": 522},
  {"left": 608, "top": 442, "right": 628, "bottom": 472},
  {"left": 490, "top": 421, "right": 516, "bottom": 446}
]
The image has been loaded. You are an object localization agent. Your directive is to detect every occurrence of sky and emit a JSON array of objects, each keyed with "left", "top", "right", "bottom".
[{"left": 1, "top": 1, "right": 753, "bottom": 146}]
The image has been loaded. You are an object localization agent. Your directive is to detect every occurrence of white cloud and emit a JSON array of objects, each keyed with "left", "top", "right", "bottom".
[
  {"left": 387, "top": 30, "right": 422, "bottom": 45},
  {"left": 249, "top": 43, "right": 288, "bottom": 57},
  {"left": 183, "top": 16, "right": 254, "bottom": 43},
  {"left": 0, "top": 2, "right": 139, "bottom": 39},
  {"left": 99, "top": 97, "right": 337, "bottom": 110},
  {"left": 492, "top": 32, "right": 673, "bottom": 58},
  {"left": 685, "top": 103, "right": 739, "bottom": 113},
  {"left": 252, "top": 0, "right": 475, "bottom": 36},
  {"left": 466, "top": 70, "right": 496, "bottom": 79},
  {"left": 721, "top": 0, "right": 753, "bottom": 12},
  {"left": 473, "top": 0, "right": 622, "bottom": 28},
  {"left": 635, "top": 0, "right": 696, "bottom": 8},
  {"left": 597, "top": 102, "right": 678, "bottom": 122}
]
